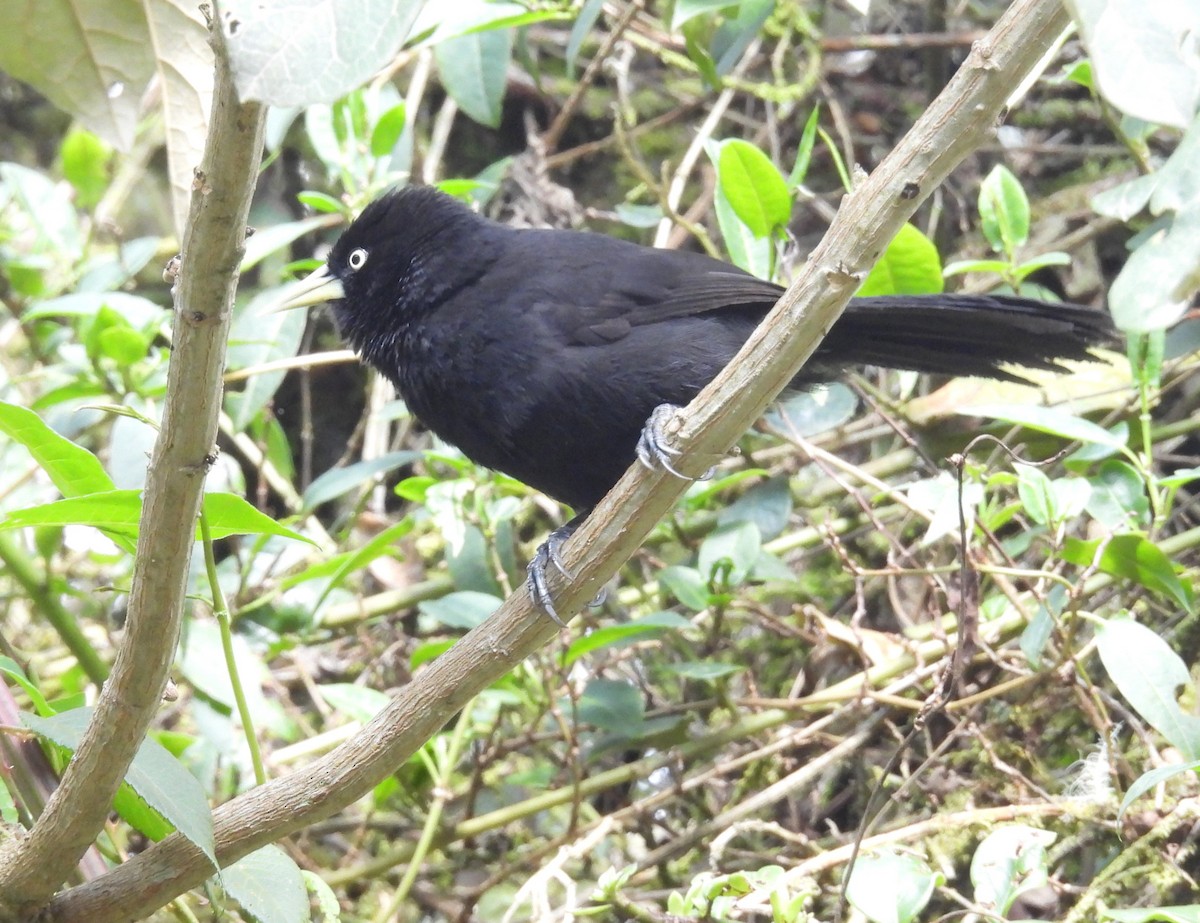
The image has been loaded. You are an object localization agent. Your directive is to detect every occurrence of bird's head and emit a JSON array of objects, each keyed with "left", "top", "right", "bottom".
[{"left": 272, "top": 186, "right": 496, "bottom": 352}]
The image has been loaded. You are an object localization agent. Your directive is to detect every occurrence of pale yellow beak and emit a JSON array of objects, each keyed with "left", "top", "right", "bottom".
[{"left": 267, "top": 264, "right": 345, "bottom": 314}]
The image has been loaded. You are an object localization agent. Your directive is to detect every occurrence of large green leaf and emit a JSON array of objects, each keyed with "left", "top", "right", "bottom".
[
  {"left": 0, "top": 401, "right": 115, "bottom": 498},
  {"left": 220, "top": 0, "right": 424, "bottom": 107},
  {"left": 966, "top": 404, "right": 1126, "bottom": 449},
  {"left": 979, "top": 164, "right": 1029, "bottom": 256},
  {"left": 1095, "top": 616, "right": 1200, "bottom": 759},
  {"left": 713, "top": 184, "right": 772, "bottom": 278},
  {"left": 717, "top": 140, "right": 791, "bottom": 237},
  {"left": 0, "top": 0, "right": 155, "bottom": 150},
  {"left": 435, "top": 26, "right": 512, "bottom": 128},
  {"left": 218, "top": 845, "right": 308, "bottom": 923},
  {"left": 0, "top": 490, "right": 313, "bottom": 544},
  {"left": 1064, "top": 534, "right": 1192, "bottom": 612},
  {"left": 856, "top": 223, "right": 944, "bottom": 296},
  {"left": 23, "top": 707, "right": 216, "bottom": 871}
]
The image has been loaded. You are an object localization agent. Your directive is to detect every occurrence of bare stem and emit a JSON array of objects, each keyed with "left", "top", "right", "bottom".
[{"left": 0, "top": 21, "right": 266, "bottom": 923}]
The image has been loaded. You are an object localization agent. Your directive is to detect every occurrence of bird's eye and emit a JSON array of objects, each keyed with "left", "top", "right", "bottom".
[{"left": 347, "top": 248, "right": 369, "bottom": 271}]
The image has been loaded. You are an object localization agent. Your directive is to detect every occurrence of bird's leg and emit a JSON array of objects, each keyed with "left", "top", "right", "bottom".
[
  {"left": 637, "top": 403, "right": 716, "bottom": 480},
  {"left": 526, "top": 512, "right": 589, "bottom": 626}
]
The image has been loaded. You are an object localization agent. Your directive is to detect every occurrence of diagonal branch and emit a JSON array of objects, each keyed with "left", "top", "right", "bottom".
[
  {"left": 40, "top": 0, "right": 1069, "bottom": 919},
  {"left": 0, "top": 19, "right": 266, "bottom": 923}
]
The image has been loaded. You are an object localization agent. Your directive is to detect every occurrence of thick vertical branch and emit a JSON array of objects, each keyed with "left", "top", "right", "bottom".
[
  {"left": 0, "top": 23, "right": 265, "bottom": 923},
  {"left": 40, "top": 0, "right": 1069, "bottom": 920}
]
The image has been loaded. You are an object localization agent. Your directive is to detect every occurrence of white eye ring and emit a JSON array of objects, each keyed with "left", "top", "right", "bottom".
[{"left": 347, "top": 248, "right": 369, "bottom": 271}]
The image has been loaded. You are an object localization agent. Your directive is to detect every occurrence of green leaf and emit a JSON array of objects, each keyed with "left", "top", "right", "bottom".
[
  {"left": 23, "top": 291, "right": 163, "bottom": 327},
  {"left": 711, "top": 0, "right": 772, "bottom": 76},
  {"left": 669, "top": 660, "right": 743, "bottom": 681},
  {"left": 765, "top": 383, "right": 857, "bottom": 438},
  {"left": 1109, "top": 209, "right": 1200, "bottom": 334},
  {"left": 60, "top": 128, "right": 112, "bottom": 209},
  {"left": 563, "top": 612, "right": 693, "bottom": 667},
  {"left": 683, "top": 23, "right": 721, "bottom": 89},
  {"left": 1015, "top": 464, "right": 1089, "bottom": 527},
  {"left": 943, "top": 258, "right": 1015, "bottom": 278},
  {"left": 447, "top": 523, "right": 504, "bottom": 596},
  {"left": 856, "top": 223, "right": 944, "bottom": 297},
  {"left": 112, "top": 780, "right": 174, "bottom": 843},
  {"left": 296, "top": 190, "right": 346, "bottom": 215},
  {"left": 0, "top": 656, "right": 53, "bottom": 717},
  {"left": 0, "top": 490, "right": 311, "bottom": 545},
  {"left": 717, "top": 140, "right": 791, "bottom": 237},
  {"left": 713, "top": 181, "right": 773, "bottom": 278},
  {"left": 566, "top": 0, "right": 605, "bottom": 76},
  {"left": 1011, "top": 251, "right": 1071, "bottom": 284},
  {"left": 788, "top": 106, "right": 821, "bottom": 187},
  {"left": 659, "top": 565, "right": 711, "bottom": 611},
  {"left": 1120, "top": 760, "right": 1200, "bottom": 817},
  {"left": 1073, "top": 3, "right": 1200, "bottom": 129},
  {"left": 202, "top": 493, "right": 314, "bottom": 543},
  {"left": 222, "top": 0, "right": 424, "bottom": 108},
  {"left": 1064, "top": 534, "right": 1193, "bottom": 613},
  {"left": 418, "top": 591, "right": 502, "bottom": 629},
  {"left": 319, "top": 683, "right": 391, "bottom": 723},
  {"left": 614, "top": 202, "right": 664, "bottom": 228},
  {"left": 435, "top": 27, "right": 512, "bottom": 128},
  {"left": 846, "top": 852, "right": 939, "bottom": 923},
  {"left": 178, "top": 620, "right": 278, "bottom": 735},
  {"left": 23, "top": 707, "right": 216, "bottom": 871},
  {"left": 0, "top": 5, "right": 155, "bottom": 150},
  {"left": 1016, "top": 464, "right": 1055, "bottom": 527},
  {"left": 1020, "top": 595, "right": 1058, "bottom": 669},
  {"left": 304, "top": 869, "right": 343, "bottom": 923},
  {"left": 1094, "top": 616, "right": 1200, "bottom": 759},
  {"left": 1086, "top": 459, "right": 1151, "bottom": 531},
  {"left": 97, "top": 324, "right": 148, "bottom": 367},
  {"left": 301, "top": 451, "right": 421, "bottom": 511},
  {"left": 226, "top": 289, "right": 310, "bottom": 433},
  {"left": 671, "top": 0, "right": 736, "bottom": 31},
  {"left": 577, "top": 679, "right": 644, "bottom": 732},
  {"left": 1063, "top": 59, "right": 1093, "bottom": 90},
  {"left": 370, "top": 103, "right": 407, "bottom": 157},
  {"left": 1102, "top": 908, "right": 1200, "bottom": 923},
  {"left": 411, "top": 639, "right": 455, "bottom": 670},
  {"left": 717, "top": 476, "right": 792, "bottom": 540},
  {"left": 979, "top": 165, "right": 1030, "bottom": 257},
  {"left": 1160, "top": 466, "right": 1200, "bottom": 489},
  {"left": 970, "top": 825, "right": 1054, "bottom": 915},
  {"left": 0, "top": 491, "right": 140, "bottom": 542},
  {"left": 0, "top": 401, "right": 115, "bottom": 497},
  {"left": 414, "top": 0, "right": 568, "bottom": 43},
  {"left": 698, "top": 520, "right": 762, "bottom": 587},
  {"left": 240, "top": 215, "right": 337, "bottom": 272},
  {"left": 219, "top": 845, "right": 308, "bottom": 923},
  {"left": 966, "top": 404, "right": 1127, "bottom": 448},
  {"left": 907, "top": 470, "right": 983, "bottom": 545},
  {"left": 310, "top": 518, "right": 414, "bottom": 615}
]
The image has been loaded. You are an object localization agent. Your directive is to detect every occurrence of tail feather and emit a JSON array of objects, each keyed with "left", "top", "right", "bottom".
[{"left": 807, "top": 294, "right": 1114, "bottom": 382}]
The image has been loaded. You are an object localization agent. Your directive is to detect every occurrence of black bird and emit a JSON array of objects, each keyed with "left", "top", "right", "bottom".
[{"left": 281, "top": 185, "right": 1113, "bottom": 617}]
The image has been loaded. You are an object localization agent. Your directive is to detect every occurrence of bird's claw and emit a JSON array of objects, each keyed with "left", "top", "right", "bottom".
[
  {"left": 526, "top": 523, "right": 577, "bottom": 626},
  {"left": 525, "top": 519, "right": 606, "bottom": 625},
  {"left": 636, "top": 404, "right": 715, "bottom": 481}
]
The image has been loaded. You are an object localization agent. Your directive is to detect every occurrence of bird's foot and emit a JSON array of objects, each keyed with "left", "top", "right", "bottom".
[
  {"left": 526, "top": 514, "right": 607, "bottom": 624},
  {"left": 526, "top": 518, "right": 580, "bottom": 626},
  {"left": 636, "top": 404, "right": 716, "bottom": 481}
]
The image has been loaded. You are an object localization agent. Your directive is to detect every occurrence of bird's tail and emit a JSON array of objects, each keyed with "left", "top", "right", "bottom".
[{"left": 808, "top": 294, "right": 1115, "bottom": 381}]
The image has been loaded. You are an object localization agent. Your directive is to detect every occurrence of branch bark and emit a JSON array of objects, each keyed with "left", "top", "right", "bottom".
[
  {"left": 0, "top": 21, "right": 266, "bottom": 923},
  {"left": 40, "top": 0, "right": 1069, "bottom": 919}
]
